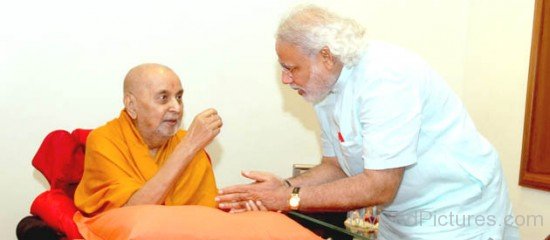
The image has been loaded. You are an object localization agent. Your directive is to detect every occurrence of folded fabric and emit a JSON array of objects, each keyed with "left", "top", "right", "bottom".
[
  {"left": 32, "top": 129, "right": 91, "bottom": 197},
  {"left": 30, "top": 189, "right": 82, "bottom": 239},
  {"left": 74, "top": 205, "right": 322, "bottom": 240},
  {"left": 30, "top": 129, "right": 91, "bottom": 239},
  {"left": 74, "top": 111, "right": 218, "bottom": 216}
]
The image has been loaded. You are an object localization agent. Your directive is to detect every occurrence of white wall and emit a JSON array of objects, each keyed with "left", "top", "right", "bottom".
[
  {"left": 463, "top": 0, "right": 549, "bottom": 239},
  {"left": 0, "top": 0, "right": 546, "bottom": 239}
]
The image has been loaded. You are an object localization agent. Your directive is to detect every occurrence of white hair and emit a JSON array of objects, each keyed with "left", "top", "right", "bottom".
[{"left": 276, "top": 5, "right": 368, "bottom": 67}]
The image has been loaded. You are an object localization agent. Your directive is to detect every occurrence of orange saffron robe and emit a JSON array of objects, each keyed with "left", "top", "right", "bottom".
[{"left": 74, "top": 110, "right": 218, "bottom": 216}]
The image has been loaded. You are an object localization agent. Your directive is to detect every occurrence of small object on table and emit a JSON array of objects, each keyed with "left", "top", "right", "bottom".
[{"left": 344, "top": 207, "right": 379, "bottom": 239}]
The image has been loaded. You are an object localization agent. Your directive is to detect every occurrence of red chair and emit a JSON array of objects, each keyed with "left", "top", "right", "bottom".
[
  {"left": 18, "top": 129, "right": 91, "bottom": 240},
  {"left": 17, "top": 128, "right": 215, "bottom": 240}
]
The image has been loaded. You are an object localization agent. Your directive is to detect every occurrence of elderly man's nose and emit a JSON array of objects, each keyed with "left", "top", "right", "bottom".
[
  {"left": 170, "top": 99, "right": 182, "bottom": 112},
  {"left": 281, "top": 72, "right": 293, "bottom": 84}
]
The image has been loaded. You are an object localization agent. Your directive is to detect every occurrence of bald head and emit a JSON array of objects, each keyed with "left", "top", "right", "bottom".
[
  {"left": 123, "top": 63, "right": 179, "bottom": 97},
  {"left": 122, "top": 63, "right": 184, "bottom": 148}
]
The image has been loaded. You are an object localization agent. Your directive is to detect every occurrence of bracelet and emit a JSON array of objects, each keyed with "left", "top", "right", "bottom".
[{"left": 283, "top": 179, "right": 292, "bottom": 187}]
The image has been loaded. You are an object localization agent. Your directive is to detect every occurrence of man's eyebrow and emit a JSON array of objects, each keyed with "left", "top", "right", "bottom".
[
  {"left": 155, "top": 89, "right": 183, "bottom": 95},
  {"left": 279, "top": 62, "right": 292, "bottom": 69},
  {"left": 155, "top": 90, "right": 168, "bottom": 95}
]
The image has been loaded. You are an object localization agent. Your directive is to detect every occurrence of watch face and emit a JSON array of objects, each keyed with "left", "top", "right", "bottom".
[{"left": 290, "top": 196, "right": 300, "bottom": 207}]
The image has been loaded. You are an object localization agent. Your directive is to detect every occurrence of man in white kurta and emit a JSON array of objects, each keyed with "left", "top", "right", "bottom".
[
  {"left": 315, "top": 40, "right": 518, "bottom": 239},
  {"left": 216, "top": 5, "right": 519, "bottom": 239}
]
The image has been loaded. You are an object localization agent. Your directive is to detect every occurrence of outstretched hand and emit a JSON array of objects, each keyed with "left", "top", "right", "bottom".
[{"left": 216, "top": 171, "right": 290, "bottom": 212}]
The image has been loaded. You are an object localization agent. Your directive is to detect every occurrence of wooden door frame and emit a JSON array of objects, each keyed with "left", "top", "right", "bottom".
[{"left": 519, "top": 0, "right": 550, "bottom": 191}]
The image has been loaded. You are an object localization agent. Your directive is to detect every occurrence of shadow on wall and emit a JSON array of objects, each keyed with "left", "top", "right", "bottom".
[
  {"left": 205, "top": 139, "right": 223, "bottom": 169},
  {"left": 33, "top": 169, "right": 49, "bottom": 190},
  {"left": 273, "top": 63, "right": 322, "bottom": 144}
]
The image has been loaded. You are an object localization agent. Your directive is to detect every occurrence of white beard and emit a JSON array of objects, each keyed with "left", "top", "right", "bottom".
[{"left": 301, "top": 65, "right": 337, "bottom": 103}]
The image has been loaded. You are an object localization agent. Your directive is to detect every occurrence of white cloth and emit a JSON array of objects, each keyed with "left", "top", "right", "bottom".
[{"left": 314, "top": 41, "right": 519, "bottom": 239}]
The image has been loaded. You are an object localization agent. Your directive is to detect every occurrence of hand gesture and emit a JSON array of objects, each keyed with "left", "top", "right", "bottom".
[
  {"left": 183, "top": 108, "right": 222, "bottom": 152},
  {"left": 216, "top": 171, "right": 290, "bottom": 212}
]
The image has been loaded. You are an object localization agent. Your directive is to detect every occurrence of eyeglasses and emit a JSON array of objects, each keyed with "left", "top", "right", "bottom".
[{"left": 281, "top": 65, "right": 297, "bottom": 80}]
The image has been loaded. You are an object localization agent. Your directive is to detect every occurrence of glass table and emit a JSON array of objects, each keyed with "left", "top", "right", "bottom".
[{"left": 288, "top": 211, "right": 377, "bottom": 240}]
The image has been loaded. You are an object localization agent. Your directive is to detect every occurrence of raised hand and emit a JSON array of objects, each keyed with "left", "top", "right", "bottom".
[{"left": 182, "top": 108, "right": 222, "bottom": 152}]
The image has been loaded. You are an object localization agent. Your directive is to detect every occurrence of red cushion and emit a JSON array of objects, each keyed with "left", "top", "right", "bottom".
[
  {"left": 30, "top": 129, "right": 91, "bottom": 238},
  {"left": 31, "top": 190, "right": 82, "bottom": 239},
  {"left": 71, "top": 129, "right": 91, "bottom": 146},
  {"left": 32, "top": 129, "right": 91, "bottom": 197}
]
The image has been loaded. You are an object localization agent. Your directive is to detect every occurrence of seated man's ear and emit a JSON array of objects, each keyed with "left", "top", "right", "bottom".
[{"left": 124, "top": 94, "right": 138, "bottom": 119}]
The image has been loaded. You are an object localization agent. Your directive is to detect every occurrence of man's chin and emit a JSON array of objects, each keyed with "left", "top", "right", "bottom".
[
  {"left": 159, "top": 125, "right": 180, "bottom": 137},
  {"left": 302, "top": 92, "right": 330, "bottom": 103}
]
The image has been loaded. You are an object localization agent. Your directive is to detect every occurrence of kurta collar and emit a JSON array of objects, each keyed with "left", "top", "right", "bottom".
[{"left": 330, "top": 64, "right": 353, "bottom": 94}]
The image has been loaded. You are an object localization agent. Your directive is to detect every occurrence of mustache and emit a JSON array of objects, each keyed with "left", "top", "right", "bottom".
[
  {"left": 289, "top": 84, "right": 301, "bottom": 90},
  {"left": 163, "top": 115, "right": 181, "bottom": 121}
]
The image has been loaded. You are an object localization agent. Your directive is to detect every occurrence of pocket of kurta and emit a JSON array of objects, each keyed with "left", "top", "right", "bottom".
[{"left": 338, "top": 139, "right": 364, "bottom": 170}]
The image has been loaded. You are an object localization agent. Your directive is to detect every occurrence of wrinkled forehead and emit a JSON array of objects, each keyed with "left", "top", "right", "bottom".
[
  {"left": 134, "top": 68, "right": 183, "bottom": 96},
  {"left": 276, "top": 40, "right": 311, "bottom": 66}
]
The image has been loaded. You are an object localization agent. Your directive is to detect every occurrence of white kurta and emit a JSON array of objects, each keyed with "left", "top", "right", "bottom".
[{"left": 314, "top": 41, "right": 519, "bottom": 239}]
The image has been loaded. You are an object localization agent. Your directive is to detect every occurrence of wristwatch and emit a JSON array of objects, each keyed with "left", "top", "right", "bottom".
[{"left": 289, "top": 187, "right": 301, "bottom": 210}]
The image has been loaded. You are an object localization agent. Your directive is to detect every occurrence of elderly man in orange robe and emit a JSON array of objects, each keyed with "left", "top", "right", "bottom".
[{"left": 74, "top": 63, "right": 222, "bottom": 216}]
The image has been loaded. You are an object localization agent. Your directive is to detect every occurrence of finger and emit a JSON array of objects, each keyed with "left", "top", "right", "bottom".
[
  {"left": 202, "top": 108, "right": 216, "bottom": 114},
  {"left": 208, "top": 118, "right": 222, "bottom": 128},
  {"left": 215, "top": 192, "right": 250, "bottom": 204},
  {"left": 209, "top": 121, "right": 222, "bottom": 132},
  {"left": 203, "top": 116, "right": 221, "bottom": 129},
  {"left": 218, "top": 184, "right": 251, "bottom": 195},
  {"left": 218, "top": 202, "right": 231, "bottom": 209},
  {"left": 219, "top": 200, "right": 247, "bottom": 210},
  {"left": 229, "top": 208, "right": 248, "bottom": 214},
  {"left": 245, "top": 201, "right": 251, "bottom": 211},
  {"left": 203, "top": 108, "right": 218, "bottom": 117},
  {"left": 241, "top": 170, "right": 274, "bottom": 182},
  {"left": 212, "top": 128, "right": 221, "bottom": 137},
  {"left": 205, "top": 114, "right": 219, "bottom": 123},
  {"left": 196, "top": 110, "right": 215, "bottom": 121},
  {"left": 256, "top": 200, "right": 268, "bottom": 211},
  {"left": 233, "top": 201, "right": 249, "bottom": 210},
  {"left": 248, "top": 200, "right": 259, "bottom": 211},
  {"left": 196, "top": 110, "right": 211, "bottom": 120}
]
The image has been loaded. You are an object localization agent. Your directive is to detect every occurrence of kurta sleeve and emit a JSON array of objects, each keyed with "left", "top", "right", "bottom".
[{"left": 359, "top": 69, "right": 423, "bottom": 170}]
